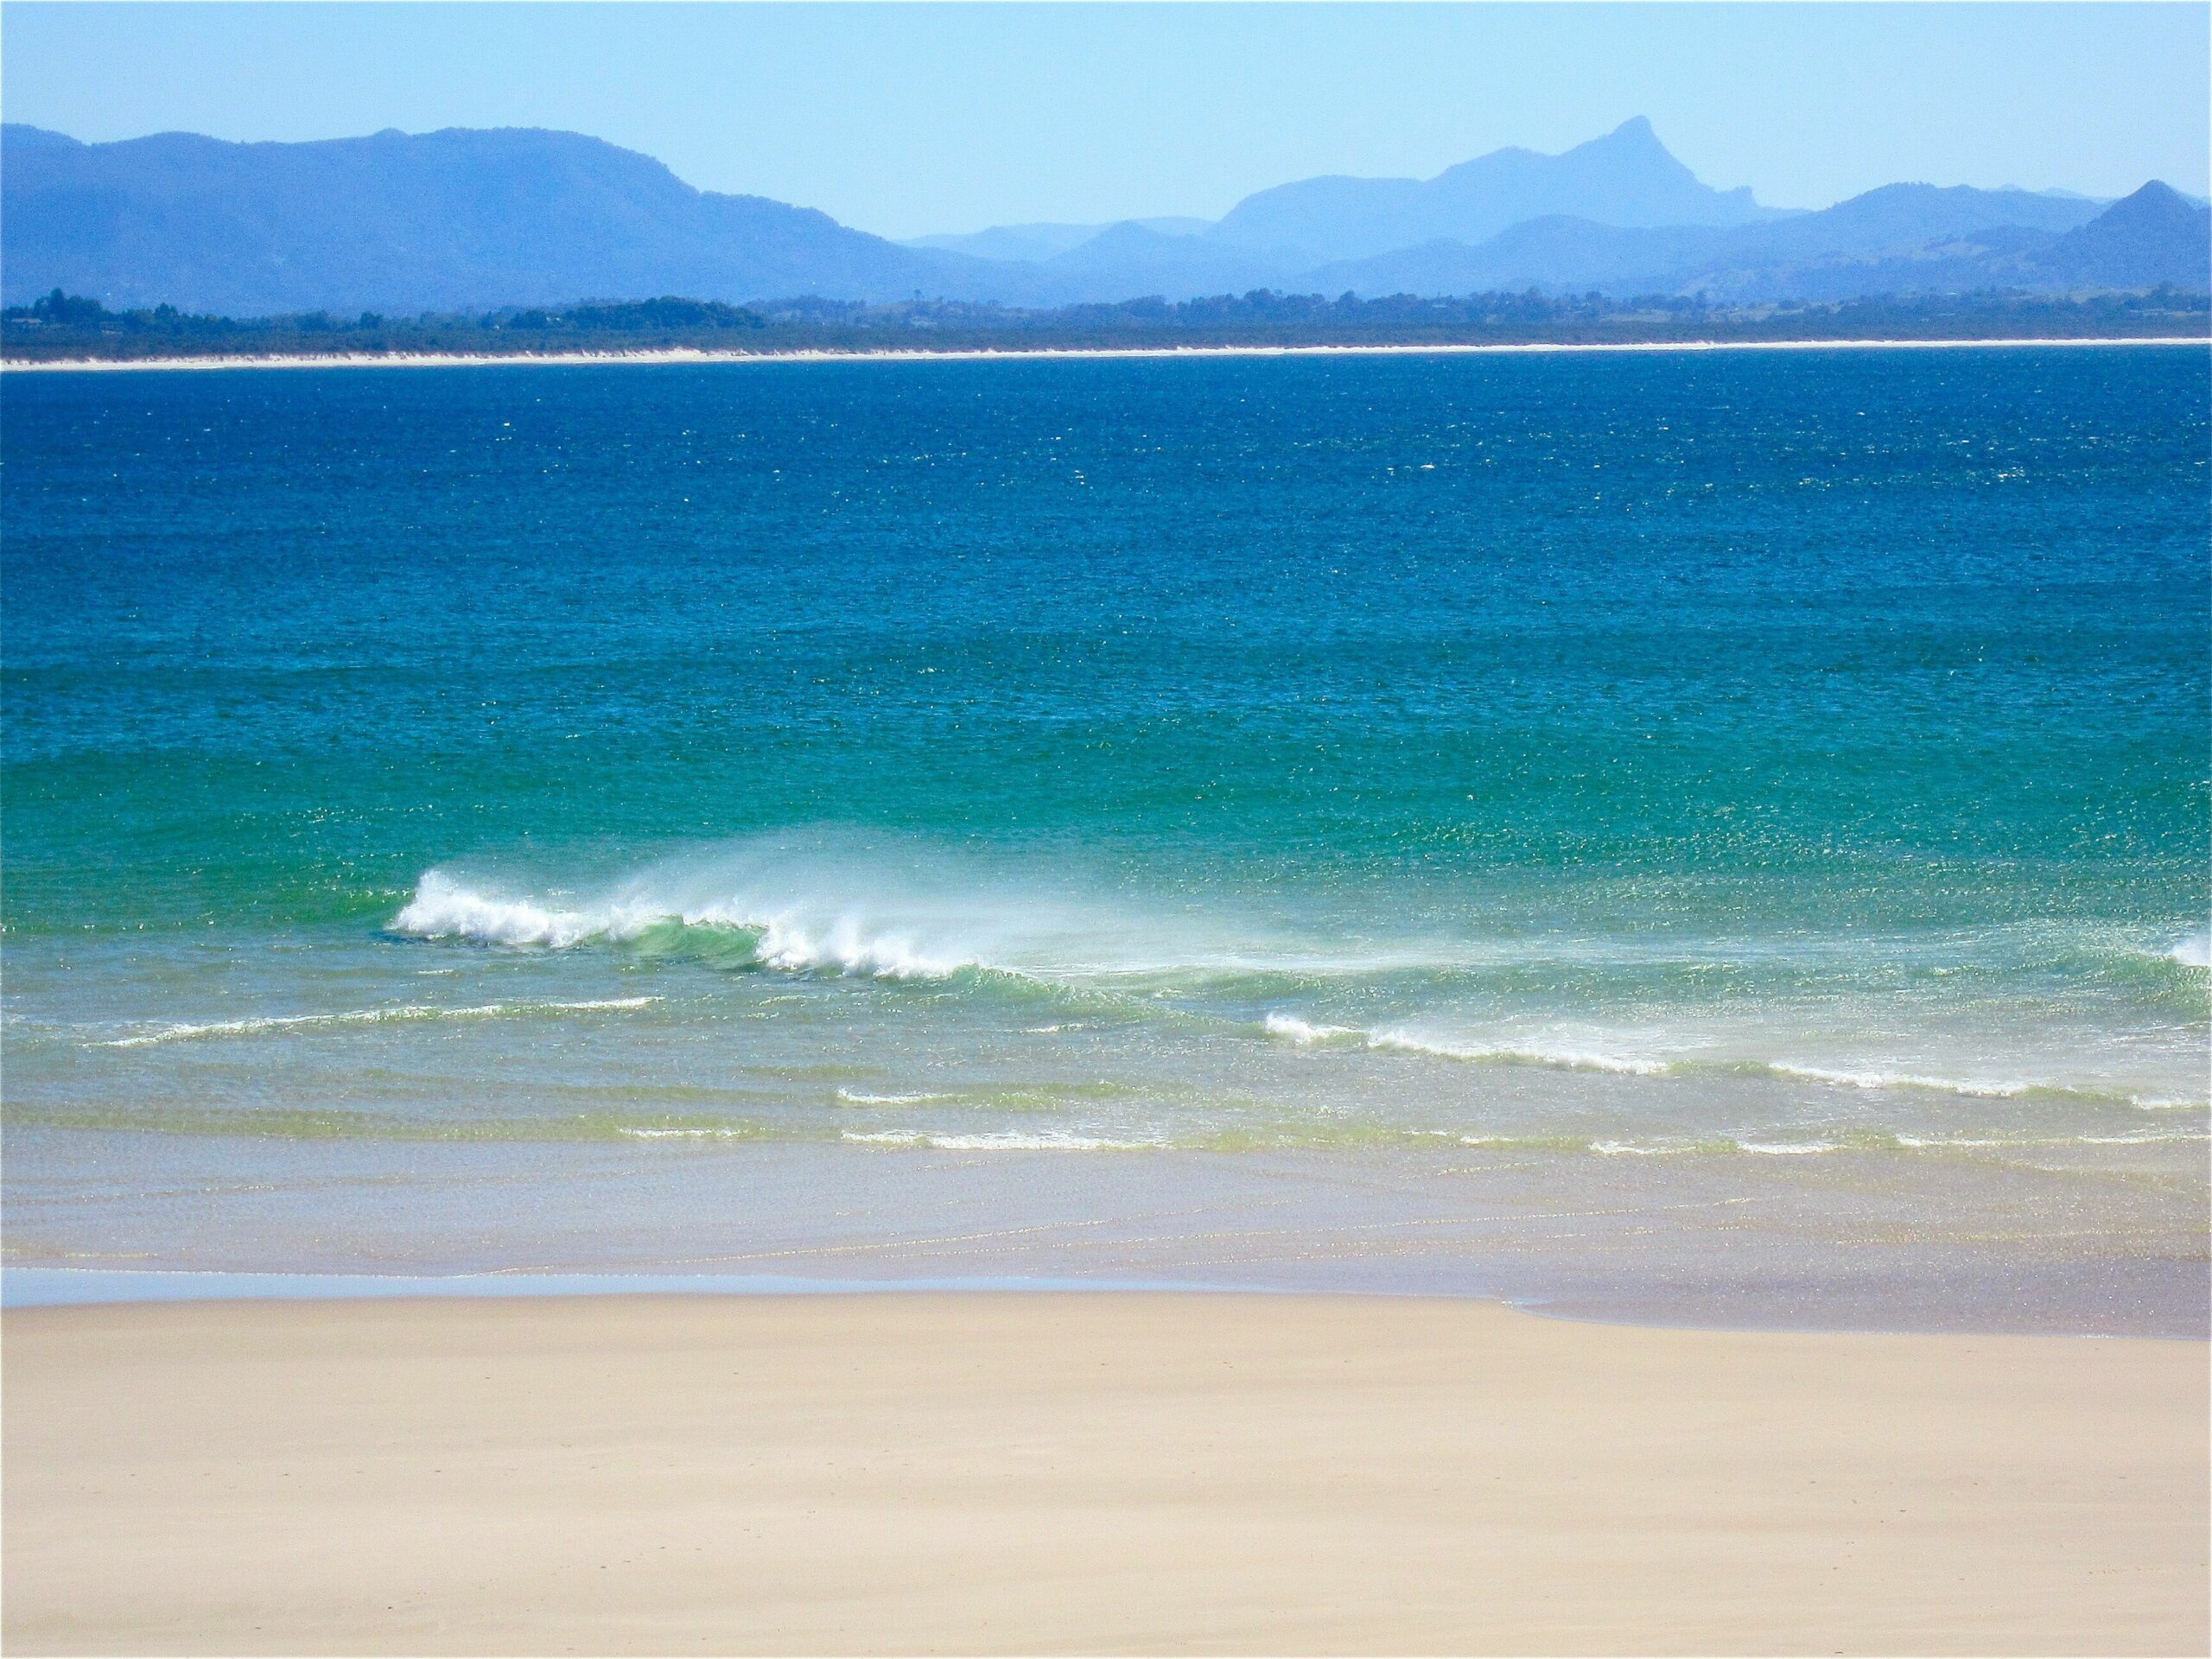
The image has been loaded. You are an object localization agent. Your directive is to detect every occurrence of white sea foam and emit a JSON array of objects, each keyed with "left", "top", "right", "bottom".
[
  {"left": 1897, "top": 1130, "right": 2209, "bottom": 1149},
  {"left": 616, "top": 1123, "right": 2210, "bottom": 1157},
  {"left": 1766, "top": 1062, "right": 2030, "bottom": 1098},
  {"left": 834, "top": 1089, "right": 960, "bottom": 1106},
  {"left": 1365, "top": 1028, "right": 1675, "bottom": 1076},
  {"left": 386, "top": 840, "right": 1185, "bottom": 982},
  {"left": 92, "top": 997, "right": 657, "bottom": 1048},
  {"left": 2165, "top": 931, "right": 2211, "bottom": 969},
  {"left": 1732, "top": 1139, "right": 1843, "bottom": 1156},
  {"left": 390, "top": 873, "right": 613, "bottom": 949},
  {"left": 840, "top": 1129, "right": 1163, "bottom": 1151},
  {"left": 393, "top": 867, "right": 988, "bottom": 980},
  {"left": 1267, "top": 1014, "right": 2175, "bottom": 1104},
  {"left": 750, "top": 914, "right": 966, "bottom": 979},
  {"left": 1589, "top": 1138, "right": 1840, "bottom": 1156}
]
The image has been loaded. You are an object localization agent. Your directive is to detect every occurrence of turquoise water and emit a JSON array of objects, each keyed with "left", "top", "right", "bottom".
[{"left": 4, "top": 347, "right": 2207, "bottom": 1327}]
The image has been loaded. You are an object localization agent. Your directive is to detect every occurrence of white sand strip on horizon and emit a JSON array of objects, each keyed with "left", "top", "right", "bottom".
[{"left": 4, "top": 334, "right": 2206, "bottom": 372}]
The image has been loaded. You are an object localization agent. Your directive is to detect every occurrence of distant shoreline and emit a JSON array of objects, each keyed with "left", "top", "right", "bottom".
[{"left": 5, "top": 334, "right": 2207, "bottom": 372}]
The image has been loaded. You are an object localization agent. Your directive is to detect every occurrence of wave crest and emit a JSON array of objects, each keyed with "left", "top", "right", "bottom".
[
  {"left": 390, "top": 867, "right": 982, "bottom": 981},
  {"left": 391, "top": 874, "right": 610, "bottom": 950},
  {"left": 1262, "top": 1011, "right": 1677, "bottom": 1075}
]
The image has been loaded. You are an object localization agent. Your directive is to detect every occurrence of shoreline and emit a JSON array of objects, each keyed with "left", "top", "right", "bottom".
[
  {"left": 7, "top": 1290, "right": 2204, "bottom": 1656},
  {"left": 8, "top": 1265, "right": 2210, "bottom": 1343},
  {"left": 4, "top": 334, "right": 2207, "bottom": 372},
  {"left": 11, "top": 1126, "right": 2206, "bottom": 1341}
]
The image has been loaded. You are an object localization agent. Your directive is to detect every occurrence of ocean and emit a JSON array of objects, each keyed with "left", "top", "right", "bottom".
[{"left": 3, "top": 346, "right": 2206, "bottom": 1331}]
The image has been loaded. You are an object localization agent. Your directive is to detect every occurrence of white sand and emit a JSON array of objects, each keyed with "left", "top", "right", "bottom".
[
  {"left": 5, "top": 1291, "right": 2205, "bottom": 1656},
  {"left": 3, "top": 336, "right": 2204, "bottom": 372}
]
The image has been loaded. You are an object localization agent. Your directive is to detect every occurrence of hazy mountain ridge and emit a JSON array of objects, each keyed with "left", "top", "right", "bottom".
[
  {"left": 1206, "top": 118, "right": 1789, "bottom": 264},
  {"left": 982, "top": 175, "right": 2200, "bottom": 306},
  {"left": 0, "top": 123, "right": 1027, "bottom": 314},
  {"left": 1304, "top": 182, "right": 2148, "bottom": 302},
  {"left": 4, "top": 118, "right": 2203, "bottom": 316},
  {"left": 909, "top": 217, "right": 1210, "bottom": 262}
]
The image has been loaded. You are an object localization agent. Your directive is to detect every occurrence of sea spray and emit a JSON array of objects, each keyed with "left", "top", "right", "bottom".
[{"left": 371, "top": 830, "right": 2212, "bottom": 1111}]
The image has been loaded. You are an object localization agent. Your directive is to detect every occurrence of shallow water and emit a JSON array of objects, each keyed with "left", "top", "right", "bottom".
[{"left": 4, "top": 347, "right": 2206, "bottom": 1330}]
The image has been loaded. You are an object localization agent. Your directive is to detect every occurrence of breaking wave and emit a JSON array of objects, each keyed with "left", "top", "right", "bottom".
[
  {"left": 392, "top": 869, "right": 977, "bottom": 979},
  {"left": 372, "top": 836, "right": 2209, "bottom": 1111},
  {"left": 2166, "top": 931, "right": 2211, "bottom": 969},
  {"left": 1261, "top": 1012, "right": 1357, "bottom": 1045},
  {"left": 385, "top": 836, "right": 1310, "bottom": 984}
]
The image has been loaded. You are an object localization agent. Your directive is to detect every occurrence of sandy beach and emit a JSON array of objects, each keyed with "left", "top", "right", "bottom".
[
  {"left": 2, "top": 335, "right": 2204, "bottom": 372},
  {"left": 4, "top": 1292, "right": 2203, "bottom": 1656}
]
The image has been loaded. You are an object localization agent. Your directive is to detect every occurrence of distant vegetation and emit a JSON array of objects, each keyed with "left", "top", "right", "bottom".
[{"left": 4, "top": 285, "right": 2206, "bottom": 364}]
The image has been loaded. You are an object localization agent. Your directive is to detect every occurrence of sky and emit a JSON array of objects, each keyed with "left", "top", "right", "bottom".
[{"left": 3, "top": 3, "right": 2206, "bottom": 240}]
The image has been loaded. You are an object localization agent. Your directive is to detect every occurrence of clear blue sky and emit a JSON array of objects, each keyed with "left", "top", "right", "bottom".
[{"left": 3, "top": 3, "right": 2205, "bottom": 239}]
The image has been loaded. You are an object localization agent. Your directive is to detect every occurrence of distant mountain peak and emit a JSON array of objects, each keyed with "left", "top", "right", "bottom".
[
  {"left": 2029, "top": 179, "right": 2211, "bottom": 289},
  {"left": 2115, "top": 179, "right": 2194, "bottom": 214},
  {"left": 1211, "top": 118, "right": 1774, "bottom": 264}
]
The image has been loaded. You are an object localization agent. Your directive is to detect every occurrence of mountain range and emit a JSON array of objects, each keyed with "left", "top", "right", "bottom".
[{"left": 4, "top": 117, "right": 2204, "bottom": 317}]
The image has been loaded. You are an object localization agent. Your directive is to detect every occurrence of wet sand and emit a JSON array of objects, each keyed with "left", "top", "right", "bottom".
[{"left": 4, "top": 1292, "right": 2205, "bottom": 1656}]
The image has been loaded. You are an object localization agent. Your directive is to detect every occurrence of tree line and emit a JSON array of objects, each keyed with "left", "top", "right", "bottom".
[{"left": 5, "top": 283, "right": 2205, "bottom": 361}]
